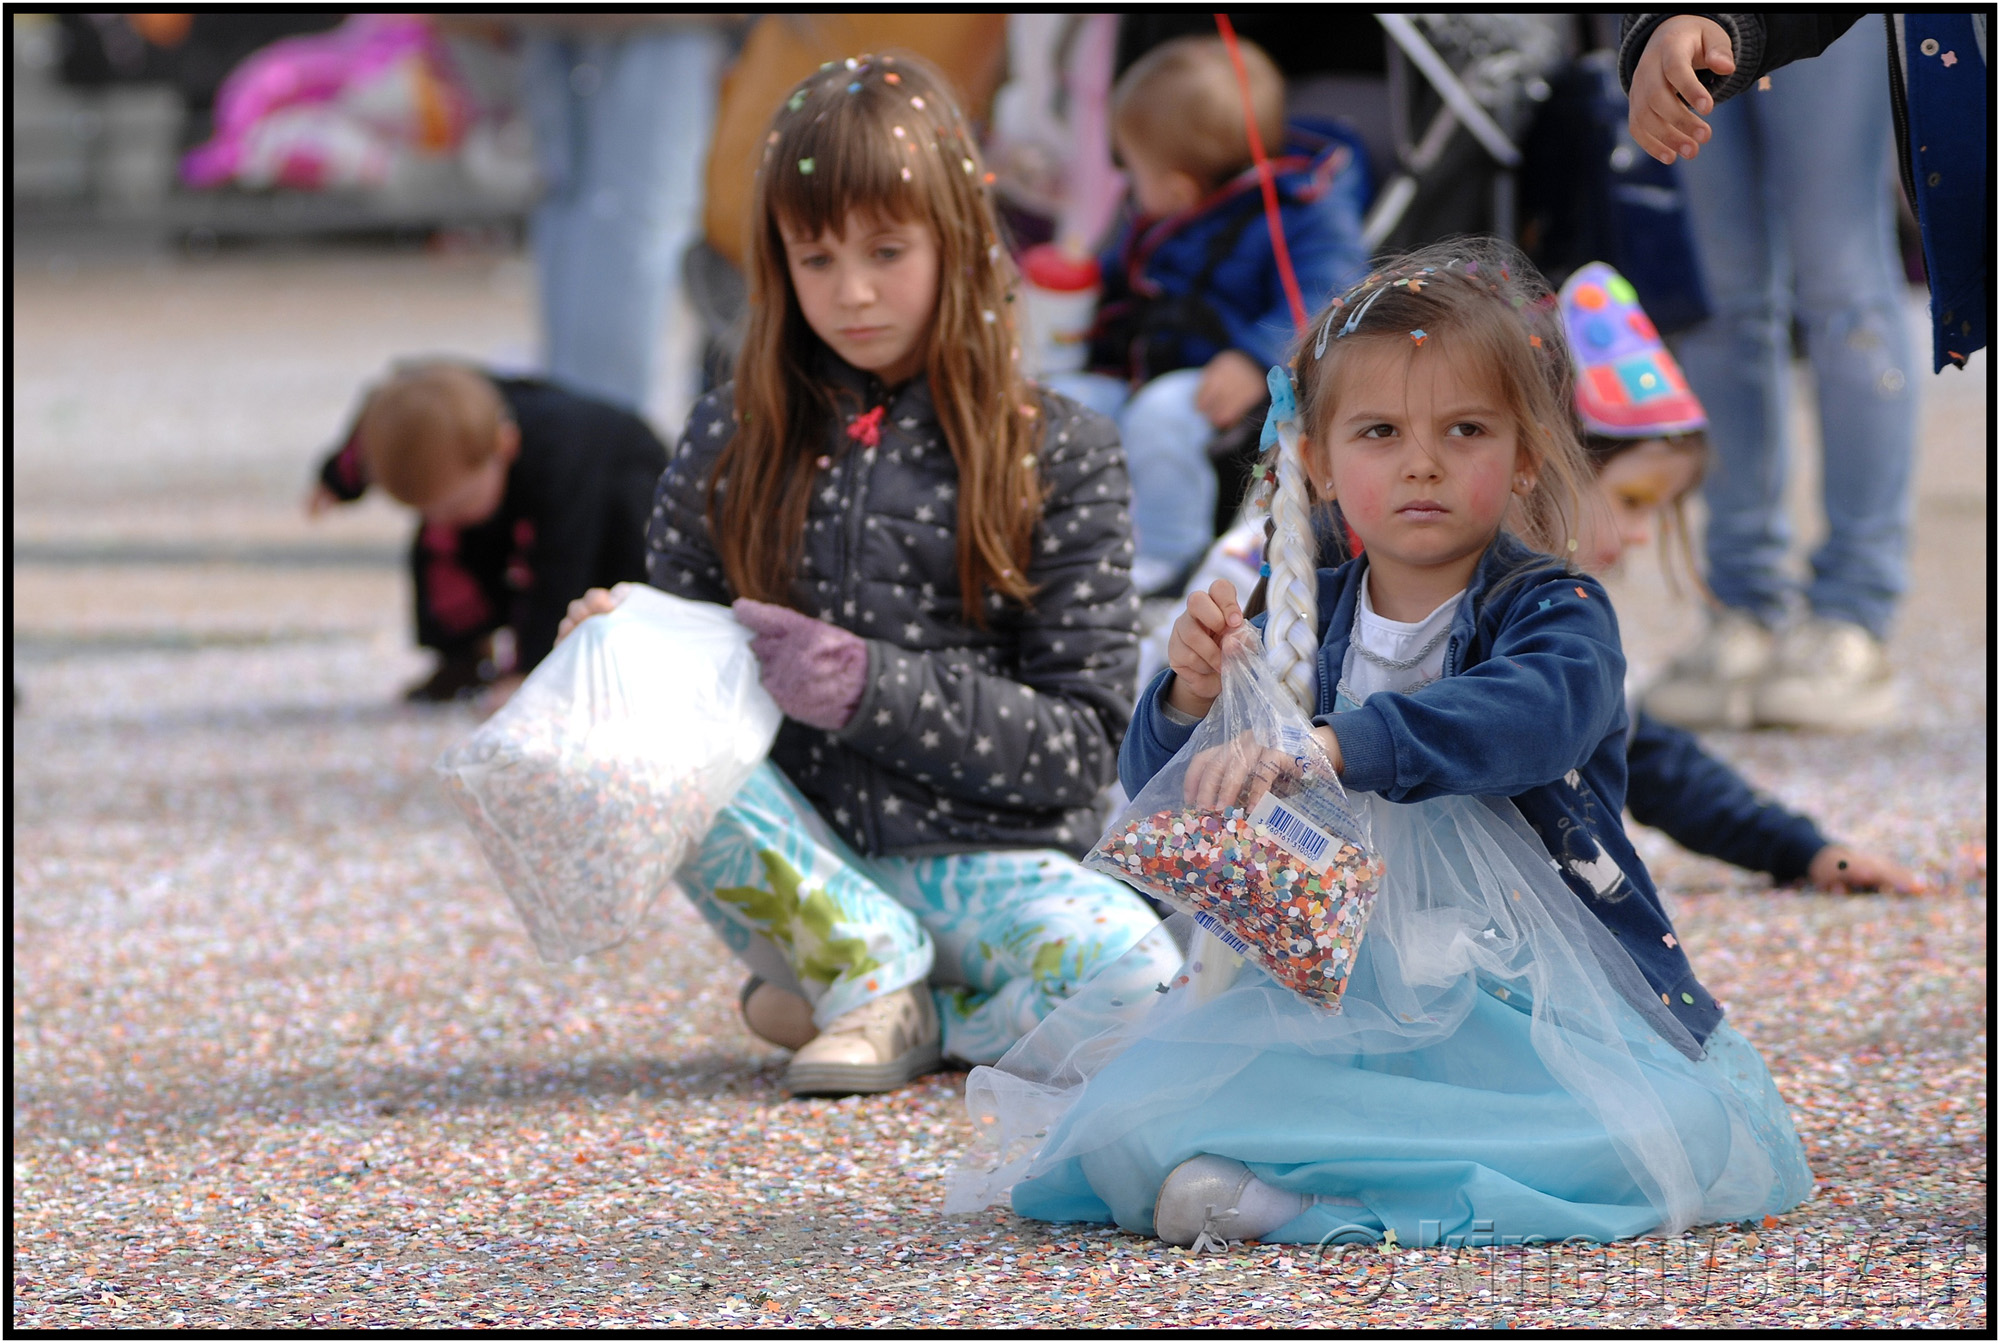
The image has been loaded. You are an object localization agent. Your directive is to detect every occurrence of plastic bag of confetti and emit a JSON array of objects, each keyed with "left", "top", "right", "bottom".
[
  {"left": 1084, "top": 631, "right": 1384, "bottom": 1010},
  {"left": 436, "top": 584, "right": 782, "bottom": 962}
]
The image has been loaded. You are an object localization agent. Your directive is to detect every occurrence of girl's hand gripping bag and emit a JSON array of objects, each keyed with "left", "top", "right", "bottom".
[
  {"left": 436, "top": 585, "right": 781, "bottom": 961},
  {"left": 1085, "top": 631, "right": 1385, "bottom": 1010}
]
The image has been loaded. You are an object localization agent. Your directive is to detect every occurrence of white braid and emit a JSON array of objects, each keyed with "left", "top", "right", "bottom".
[{"left": 1261, "top": 413, "right": 1319, "bottom": 713}]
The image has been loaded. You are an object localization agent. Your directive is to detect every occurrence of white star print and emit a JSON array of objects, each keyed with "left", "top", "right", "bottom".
[
  {"left": 918, "top": 690, "right": 938, "bottom": 710},
  {"left": 875, "top": 709, "right": 893, "bottom": 726},
  {"left": 904, "top": 623, "right": 924, "bottom": 642},
  {"left": 974, "top": 735, "right": 993, "bottom": 756},
  {"left": 921, "top": 730, "right": 940, "bottom": 748}
]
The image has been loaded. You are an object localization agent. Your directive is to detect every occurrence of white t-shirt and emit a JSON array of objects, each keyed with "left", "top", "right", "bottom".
[{"left": 1337, "top": 580, "right": 1462, "bottom": 705}]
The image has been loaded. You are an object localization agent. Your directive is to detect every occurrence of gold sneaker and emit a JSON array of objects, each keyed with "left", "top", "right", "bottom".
[{"left": 783, "top": 983, "right": 941, "bottom": 1097}]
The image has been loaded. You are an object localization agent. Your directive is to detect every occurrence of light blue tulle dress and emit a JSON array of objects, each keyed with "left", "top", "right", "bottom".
[{"left": 948, "top": 786, "right": 1814, "bottom": 1246}]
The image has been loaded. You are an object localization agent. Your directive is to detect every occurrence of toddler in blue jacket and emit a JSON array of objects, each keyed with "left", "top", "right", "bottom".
[
  {"left": 957, "top": 240, "right": 1812, "bottom": 1252},
  {"left": 1046, "top": 34, "right": 1367, "bottom": 596}
]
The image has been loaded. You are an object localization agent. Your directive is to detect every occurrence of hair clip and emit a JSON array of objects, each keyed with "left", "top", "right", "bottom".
[
  {"left": 1409, "top": 329, "right": 1428, "bottom": 345},
  {"left": 1337, "top": 282, "right": 1389, "bottom": 338},
  {"left": 1312, "top": 296, "right": 1346, "bottom": 357}
]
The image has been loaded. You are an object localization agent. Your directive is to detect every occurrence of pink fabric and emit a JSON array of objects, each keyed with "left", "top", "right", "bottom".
[{"left": 732, "top": 599, "right": 868, "bottom": 732}]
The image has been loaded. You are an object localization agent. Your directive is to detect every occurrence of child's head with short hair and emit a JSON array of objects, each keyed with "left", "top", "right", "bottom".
[
  {"left": 1112, "top": 35, "right": 1285, "bottom": 213},
  {"left": 358, "top": 362, "right": 518, "bottom": 525},
  {"left": 1290, "top": 239, "right": 1594, "bottom": 572},
  {"left": 720, "top": 52, "right": 1042, "bottom": 624}
]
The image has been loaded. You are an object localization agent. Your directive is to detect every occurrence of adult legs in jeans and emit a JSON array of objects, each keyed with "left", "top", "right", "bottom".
[
  {"left": 1661, "top": 21, "right": 1913, "bottom": 728},
  {"left": 522, "top": 28, "right": 727, "bottom": 414},
  {"left": 1674, "top": 20, "right": 1916, "bottom": 637},
  {"left": 1045, "top": 369, "right": 1217, "bottom": 593}
]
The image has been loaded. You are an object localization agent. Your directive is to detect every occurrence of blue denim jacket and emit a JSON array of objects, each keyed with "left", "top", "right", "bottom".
[{"left": 1122, "top": 533, "right": 1724, "bottom": 1045}]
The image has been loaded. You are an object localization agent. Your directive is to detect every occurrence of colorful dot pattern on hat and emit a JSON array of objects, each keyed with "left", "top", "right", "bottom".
[{"left": 1559, "top": 261, "right": 1708, "bottom": 439}]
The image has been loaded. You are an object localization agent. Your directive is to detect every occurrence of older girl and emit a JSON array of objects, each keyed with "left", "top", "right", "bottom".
[{"left": 566, "top": 54, "right": 1176, "bottom": 1098}]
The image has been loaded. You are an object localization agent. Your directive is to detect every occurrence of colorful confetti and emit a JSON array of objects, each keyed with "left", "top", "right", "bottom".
[
  {"left": 8, "top": 239, "right": 1984, "bottom": 1333},
  {"left": 1092, "top": 805, "right": 1383, "bottom": 1010}
]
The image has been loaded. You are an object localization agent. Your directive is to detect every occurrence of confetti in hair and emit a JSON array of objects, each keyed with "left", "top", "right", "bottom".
[
  {"left": 797, "top": 158, "right": 814, "bottom": 175},
  {"left": 1410, "top": 329, "right": 1428, "bottom": 346}
]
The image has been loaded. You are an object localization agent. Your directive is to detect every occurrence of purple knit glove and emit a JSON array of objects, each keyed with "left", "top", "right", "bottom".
[{"left": 732, "top": 599, "right": 869, "bottom": 732}]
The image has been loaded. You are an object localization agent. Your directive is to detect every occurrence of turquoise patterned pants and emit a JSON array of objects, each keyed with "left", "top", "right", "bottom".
[{"left": 676, "top": 764, "right": 1179, "bottom": 1065}]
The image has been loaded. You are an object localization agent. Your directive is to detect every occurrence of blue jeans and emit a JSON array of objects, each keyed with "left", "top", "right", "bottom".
[
  {"left": 1046, "top": 370, "right": 1217, "bottom": 584},
  {"left": 1672, "top": 19, "right": 1917, "bottom": 640},
  {"left": 523, "top": 28, "right": 728, "bottom": 414}
]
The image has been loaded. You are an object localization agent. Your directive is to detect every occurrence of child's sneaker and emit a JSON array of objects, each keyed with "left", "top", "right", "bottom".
[
  {"left": 1753, "top": 617, "right": 1898, "bottom": 731},
  {"left": 740, "top": 975, "right": 818, "bottom": 1051},
  {"left": 1640, "top": 609, "right": 1774, "bottom": 730},
  {"left": 1151, "top": 1155, "right": 1301, "bottom": 1247},
  {"left": 783, "top": 983, "right": 940, "bottom": 1097}
]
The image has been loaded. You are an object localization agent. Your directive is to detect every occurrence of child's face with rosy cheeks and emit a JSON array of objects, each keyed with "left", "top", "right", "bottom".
[
  {"left": 780, "top": 208, "right": 940, "bottom": 386},
  {"left": 1310, "top": 338, "right": 1533, "bottom": 618}
]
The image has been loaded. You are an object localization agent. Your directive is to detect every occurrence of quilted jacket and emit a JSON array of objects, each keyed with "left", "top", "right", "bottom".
[{"left": 646, "top": 354, "right": 1141, "bottom": 858}]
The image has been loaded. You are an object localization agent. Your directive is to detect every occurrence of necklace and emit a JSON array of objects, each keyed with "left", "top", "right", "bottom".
[{"left": 1350, "top": 601, "right": 1452, "bottom": 673}]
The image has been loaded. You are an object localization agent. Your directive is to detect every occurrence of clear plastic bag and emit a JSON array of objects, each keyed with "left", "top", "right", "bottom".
[
  {"left": 435, "top": 585, "right": 781, "bottom": 961},
  {"left": 1084, "top": 630, "right": 1384, "bottom": 1010}
]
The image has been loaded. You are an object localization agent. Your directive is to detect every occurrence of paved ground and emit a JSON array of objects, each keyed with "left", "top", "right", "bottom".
[{"left": 11, "top": 239, "right": 1988, "bottom": 1328}]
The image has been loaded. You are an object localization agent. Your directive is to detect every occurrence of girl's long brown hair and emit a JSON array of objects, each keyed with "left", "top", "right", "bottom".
[{"left": 709, "top": 52, "right": 1044, "bottom": 625}]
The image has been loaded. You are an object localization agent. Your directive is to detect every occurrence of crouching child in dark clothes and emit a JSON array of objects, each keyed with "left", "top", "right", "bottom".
[{"left": 307, "top": 362, "right": 667, "bottom": 708}]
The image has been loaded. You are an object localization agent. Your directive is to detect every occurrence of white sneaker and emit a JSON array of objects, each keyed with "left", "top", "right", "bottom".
[
  {"left": 1641, "top": 609, "right": 1774, "bottom": 730},
  {"left": 1753, "top": 617, "right": 1898, "bottom": 731},
  {"left": 783, "top": 983, "right": 941, "bottom": 1097},
  {"left": 1153, "top": 1155, "right": 1310, "bottom": 1248}
]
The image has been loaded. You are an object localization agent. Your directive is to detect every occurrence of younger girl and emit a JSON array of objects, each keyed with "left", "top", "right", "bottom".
[
  {"left": 1560, "top": 262, "right": 1919, "bottom": 896},
  {"left": 950, "top": 241, "right": 1812, "bottom": 1247},
  {"left": 564, "top": 54, "right": 1177, "bottom": 1097}
]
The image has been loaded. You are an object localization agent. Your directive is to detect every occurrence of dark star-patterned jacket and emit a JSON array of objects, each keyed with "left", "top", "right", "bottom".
[{"left": 646, "top": 358, "right": 1140, "bottom": 859}]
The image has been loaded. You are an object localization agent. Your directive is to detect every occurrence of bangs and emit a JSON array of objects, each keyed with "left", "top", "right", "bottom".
[{"left": 761, "top": 58, "right": 968, "bottom": 244}]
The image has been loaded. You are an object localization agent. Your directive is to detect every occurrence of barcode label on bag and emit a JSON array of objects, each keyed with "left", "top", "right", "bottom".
[
  {"left": 1191, "top": 910, "right": 1253, "bottom": 957},
  {"left": 1248, "top": 793, "right": 1335, "bottom": 865}
]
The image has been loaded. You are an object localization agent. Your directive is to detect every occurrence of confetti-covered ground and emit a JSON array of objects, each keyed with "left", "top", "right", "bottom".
[{"left": 12, "top": 243, "right": 1987, "bottom": 1329}]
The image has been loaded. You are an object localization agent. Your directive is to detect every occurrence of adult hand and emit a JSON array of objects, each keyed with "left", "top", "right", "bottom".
[
  {"left": 1165, "top": 579, "right": 1245, "bottom": 718},
  {"left": 732, "top": 599, "right": 868, "bottom": 732},
  {"left": 557, "top": 585, "right": 625, "bottom": 644},
  {"left": 1627, "top": 15, "right": 1735, "bottom": 164},
  {"left": 1195, "top": 350, "right": 1269, "bottom": 428},
  {"left": 1805, "top": 845, "right": 1923, "bottom": 895}
]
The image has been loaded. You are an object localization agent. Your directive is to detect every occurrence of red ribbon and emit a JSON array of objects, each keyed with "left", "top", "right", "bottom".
[{"left": 846, "top": 405, "right": 886, "bottom": 448}]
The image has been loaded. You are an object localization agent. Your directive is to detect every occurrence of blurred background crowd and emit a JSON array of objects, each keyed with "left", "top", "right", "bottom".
[{"left": 12, "top": 10, "right": 1975, "bottom": 731}]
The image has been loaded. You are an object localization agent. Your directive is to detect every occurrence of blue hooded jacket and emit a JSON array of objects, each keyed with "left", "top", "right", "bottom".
[
  {"left": 1089, "top": 120, "right": 1369, "bottom": 382},
  {"left": 1122, "top": 534, "right": 1726, "bottom": 1047}
]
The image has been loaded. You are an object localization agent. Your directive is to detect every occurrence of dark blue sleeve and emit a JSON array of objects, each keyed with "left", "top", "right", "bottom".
[
  {"left": 1118, "top": 666, "right": 1200, "bottom": 797},
  {"left": 1625, "top": 710, "right": 1829, "bottom": 883},
  {"left": 1326, "top": 572, "right": 1628, "bottom": 801}
]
